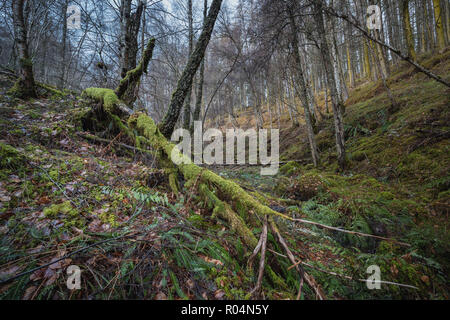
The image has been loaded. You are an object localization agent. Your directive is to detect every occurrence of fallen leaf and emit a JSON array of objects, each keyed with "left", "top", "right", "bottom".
[
  {"left": 421, "top": 275, "right": 430, "bottom": 284},
  {"left": 214, "top": 289, "right": 225, "bottom": 300},
  {"left": 200, "top": 255, "right": 224, "bottom": 266},
  {"left": 37, "top": 196, "right": 51, "bottom": 205},
  {"left": 0, "top": 195, "right": 11, "bottom": 202},
  {"left": 48, "top": 258, "right": 62, "bottom": 270},
  {"left": 0, "top": 266, "right": 20, "bottom": 279},
  {"left": 23, "top": 286, "right": 37, "bottom": 300},
  {"left": 155, "top": 292, "right": 167, "bottom": 300}
]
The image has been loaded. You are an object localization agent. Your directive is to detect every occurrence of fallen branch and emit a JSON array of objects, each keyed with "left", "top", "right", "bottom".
[
  {"left": 77, "top": 132, "right": 155, "bottom": 158},
  {"left": 287, "top": 259, "right": 418, "bottom": 290},
  {"left": 291, "top": 217, "right": 410, "bottom": 247},
  {"left": 269, "top": 219, "right": 326, "bottom": 300},
  {"left": 250, "top": 215, "right": 268, "bottom": 299}
]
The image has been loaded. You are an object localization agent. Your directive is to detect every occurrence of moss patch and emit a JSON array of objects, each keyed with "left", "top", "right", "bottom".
[{"left": 0, "top": 143, "right": 26, "bottom": 170}]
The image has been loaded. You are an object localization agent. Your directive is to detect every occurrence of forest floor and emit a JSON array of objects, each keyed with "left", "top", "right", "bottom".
[{"left": 0, "top": 49, "right": 449, "bottom": 300}]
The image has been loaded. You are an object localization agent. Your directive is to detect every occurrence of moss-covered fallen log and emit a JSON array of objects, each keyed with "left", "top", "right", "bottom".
[
  {"left": 81, "top": 88, "right": 300, "bottom": 294},
  {"left": 128, "top": 112, "right": 295, "bottom": 220}
]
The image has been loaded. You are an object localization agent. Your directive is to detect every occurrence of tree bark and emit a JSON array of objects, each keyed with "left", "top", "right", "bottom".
[
  {"left": 191, "top": 0, "right": 208, "bottom": 133},
  {"left": 58, "top": 0, "right": 69, "bottom": 89},
  {"left": 115, "top": 39, "right": 156, "bottom": 101},
  {"left": 11, "top": 0, "right": 37, "bottom": 99},
  {"left": 183, "top": 0, "right": 194, "bottom": 130},
  {"left": 159, "top": 0, "right": 223, "bottom": 139},
  {"left": 432, "top": 0, "right": 446, "bottom": 50},
  {"left": 313, "top": 1, "right": 346, "bottom": 169},
  {"left": 287, "top": 1, "right": 319, "bottom": 167},
  {"left": 118, "top": 0, "right": 144, "bottom": 106},
  {"left": 401, "top": 0, "right": 417, "bottom": 60}
]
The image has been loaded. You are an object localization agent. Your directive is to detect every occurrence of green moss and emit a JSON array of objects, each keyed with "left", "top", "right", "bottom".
[
  {"left": 43, "top": 201, "right": 83, "bottom": 228},
  {"left": 378, "top": 191, "right": 395, "bottom": 201},
  {"left": 7, "top": 80, "right": 28, "bottom": 99},
  {"left": 37, "top": 83, "right": 65, "bottom": 98},
  {"left": 20, "top": 58, "right": 33, "bottom": 68},
  {"left": 0, "top": 143, "right": 26, "bottom": 170},
  {"left": 43, "top": 201, "right": 75, "bottom": 218},
  {"left": 280, "top": 161, "right": 301, "bottom": 175},
  {"left": 97, "top": 209, "right": 119, "bottom": 227},
  {"left": 130, "top": 113, "right": 294, "bottom": 222},
  {"left": 351, "top": 151, "right": 366, "bottom": 162},
  {"left": 82, "top": 88, "right": 120, "bottom": 113}
]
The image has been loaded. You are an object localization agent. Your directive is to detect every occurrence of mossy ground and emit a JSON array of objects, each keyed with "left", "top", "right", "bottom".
[
  {"left": 0, "top": 76, "right": 280, "bottom": 300},
  {"left": 0, "top": 49, "right": 449, "bottom": 300},
  {"left": 210, "top": 50, "right": 450, "bottom": 299}
]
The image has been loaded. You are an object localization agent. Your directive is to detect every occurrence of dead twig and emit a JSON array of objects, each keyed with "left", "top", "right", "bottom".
[
  {"left": 291, "top": 217, "right": 410, "bottom": 247},
  {"left": 269, "top": 218, "right": 326, "bottom": 300},
  {"left": 287, "top": 259, "right": 418, "bottom": 290},
  {"left": 250, "top": 215, "right": 268, "bottom": 299},
  {"left": 0, "top": 232, "right": 135, "bottom": 285},
  {"left": 100, "top": 132, "right": 123, "bottom": 155}
]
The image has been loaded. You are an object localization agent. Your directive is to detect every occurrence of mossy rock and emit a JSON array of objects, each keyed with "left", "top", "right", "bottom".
[{"left": 7, "top": 80, "right": 34, "bottom": 99}]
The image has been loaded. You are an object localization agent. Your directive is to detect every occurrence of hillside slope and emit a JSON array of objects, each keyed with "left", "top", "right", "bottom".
[
  {"left": 0, "top": 49, "right": 448, "bottom": 300},
  {"left": 214, "top": 49, "right": 450, "bottom": 299}
]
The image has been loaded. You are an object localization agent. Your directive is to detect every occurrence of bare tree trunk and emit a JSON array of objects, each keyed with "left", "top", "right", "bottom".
[
  {"left": 58, "top": 0, "right": 68, "bottom": 89},
  {"left": 384, "top": 0, "right": 398, "bottom": 63},
  {"left": 160, "top": 0, "right": 223, "bottom": 139},
  {"left": 287, "top": 1, "right": 319, "bottom": 166},
  {"left": 183, "top": 0, "right": 194, "bottom": 130},
  {"left": 345, "top": 26, "right": 355, "bottom": 88},
  {"left": 10, "top": 0, "right": 36, "bottom": 99},
  {"left": 118, "top": 0, "right": 144, "bottom": 106},
  {"left": 191, "top": 0, "right": 208, "bottom": 133},
  {"left": 248, "top": 76, "right": 264, "bottom": 129},
  {"left": 432, "top": 0, "right": 446, "bottom": 50},
  {"left": 367, "top": 32, "right": 398, "bottom": 113},
  {"left": 402, "top": 0, "right": 417, "bottom": 60},
  {"left": 313, "top": 1, "right": 346, "bottom": 169}
]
